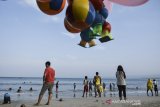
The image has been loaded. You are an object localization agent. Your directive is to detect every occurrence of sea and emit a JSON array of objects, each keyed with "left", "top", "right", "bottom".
[{"left": 0, "top": 77, "right": 159, "bottom": 101}]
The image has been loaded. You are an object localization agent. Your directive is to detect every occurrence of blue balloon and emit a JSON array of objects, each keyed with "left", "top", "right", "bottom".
[
  {"left": 50, "top": 0, "right": 63, "bottom": 10},
  {"left": 84, "top": 1, "right": 96, "bottom": 26},
  {"left": 80, "top": 28, "right": 93, "bottom": 42},
  {"left": 99, "top": 7, "right": 108, "bottom": 19},
  {"left": 92, "top": 12, "right": 105, "bottom": 27}
]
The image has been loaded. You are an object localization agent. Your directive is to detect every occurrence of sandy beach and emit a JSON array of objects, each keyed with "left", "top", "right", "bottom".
[{"left": 0, "top": 95, "right": 160, "bottom": 107}]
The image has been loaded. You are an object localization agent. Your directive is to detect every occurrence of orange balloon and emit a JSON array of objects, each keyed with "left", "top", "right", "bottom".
[
  {"left": 36, "top": 0, "right": 66, "bottom": 15},
  {"left": 64, "top": 18, "right": 81, "bottom": 33}
]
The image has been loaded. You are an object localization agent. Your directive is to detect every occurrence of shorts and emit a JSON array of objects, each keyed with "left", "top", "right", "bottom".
[
  {"left": 84, "top": 85, "right": 88, "bottom": 92},
  {"left": 39, "top": 82, "right": 54, "bottom": 96},
  {"left": 154, "top": 86, "right": 158, "bottom": 91},
  {"left": 95, "top": 84, "right": 100, "bottom": 92}
]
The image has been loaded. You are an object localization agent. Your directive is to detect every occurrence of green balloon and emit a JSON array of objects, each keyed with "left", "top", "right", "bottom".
[{"left": 92, "top": 23, "right": 102, "bottom": 36}]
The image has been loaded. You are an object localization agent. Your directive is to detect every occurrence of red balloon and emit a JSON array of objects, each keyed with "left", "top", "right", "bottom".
[
  {"left": 90, "top": 0, "right": 104, "bottom": 11},
  {"left": 102, "top": 21, "right": 111, "bottom": 33},
  {"left": 67, "top": 0, "right": 73, "bottom": 5}
]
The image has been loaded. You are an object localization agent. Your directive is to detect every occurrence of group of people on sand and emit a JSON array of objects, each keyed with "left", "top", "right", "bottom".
[
  {"left": 2, "top": 61, "right": 55, "bottom": 105},
  {"left": 147, "top": 78, "right": 158, "bottom": 96},
  {"left": 81, "top": 65, "right": 127, "bottom": 101},
  {"left": 3, "top": 86, "right": 33, "bottom": 104},
  {"left": 82, "top": 72, "right": 106, "bottom": 98},
  {"left": 34, "top": 63, "right": 128, "bottom": 105},
  {"left": 2, "top": 61, "right": 159, "bottom": 106}
]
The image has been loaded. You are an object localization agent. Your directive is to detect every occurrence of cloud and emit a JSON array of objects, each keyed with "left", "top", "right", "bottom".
[{"left": 62, "top": 32, "right": 77, "bottom": 39}]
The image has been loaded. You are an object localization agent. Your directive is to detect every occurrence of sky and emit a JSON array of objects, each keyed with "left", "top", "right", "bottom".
[{"left": 0, "top": 0, "right": 160, "bottom": 78}]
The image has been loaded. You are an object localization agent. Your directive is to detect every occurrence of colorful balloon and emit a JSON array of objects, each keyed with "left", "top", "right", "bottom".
[
  {"left": 66, "top": 0, "right": 96, "bottom": 30},
  {"left": 102, "top": 21, "right": 111, "bottom": 33},
  {"left": 92, "top": 23, "right": 102, "bottom": 37},
  {"left": 67, "top": 0, "right": 73, "bottom": 5},
  {"left": 88, "top": 40, "right": 96, "bottom": 47},
  {"left": 79, "top": 28, "right": 96, "bottom": 47},
  {"left": 80, "top": 28, "right": 93, "bottom": 42},
  {"left": 109, "top": 0, "right": 149, "bottom": 6},
  {"left": 92, "top": 12, "right": 105, "bottom": 27},
  {"left": 64, "top": 18, "right": 81, "bottom": 33},
  {"left": 36, "top": 0, "right": 149, "bottom": 47},
  {"left": 99, "top": 7, "right": 109, "bottom": 19},
  {"left": 36, "top": 0, "right": 66, "bottom": 15},
  {"left": 90, "top": 0, "right": 104, "bottom": 11},
  {"left": 79, "top": 40, "right": 87, "bottom": 48},
  {"left": 100, "top": 21, "right": 113, "bottom": 42},
  {"left": 99, "top": 36, "right": 113, "bottom": 43}
]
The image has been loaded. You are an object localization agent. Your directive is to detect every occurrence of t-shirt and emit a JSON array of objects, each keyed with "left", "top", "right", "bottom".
[
  {"left": 44, "top": 67, "right": 55, "bottom": 83},
  {"left": 84, "top": 79, "right": 88, "bottom": 86},
  {"left": 153, "top": 81, "right": 158, "bottom": 86},
  {"left": 94, "top": 76, "right": 101, "bottom": 85}
]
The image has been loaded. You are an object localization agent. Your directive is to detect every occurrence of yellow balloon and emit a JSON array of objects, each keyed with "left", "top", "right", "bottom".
[{"left": 72, "top": 0, "right": 89, "bottom": 21}]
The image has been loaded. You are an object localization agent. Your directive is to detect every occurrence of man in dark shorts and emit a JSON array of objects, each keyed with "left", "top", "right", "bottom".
[{"left": 35, "top": 61, "right": 55, "bottom": 105}]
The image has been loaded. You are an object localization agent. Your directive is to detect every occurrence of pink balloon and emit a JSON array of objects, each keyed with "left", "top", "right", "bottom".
[
  {"left": 109, "top": 0, "right": 149, "bottom": 6},
  {"left": 103, "top": 0, "right": 112, "bottom": 13}
]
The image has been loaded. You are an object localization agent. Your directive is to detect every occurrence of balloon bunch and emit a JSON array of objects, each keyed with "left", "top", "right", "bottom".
[
  {"left": 36, "top": 0, "right": 148, "bottom": 48},
  {"left": 65, "top": 0, "right": 113, "bottom": 47}
]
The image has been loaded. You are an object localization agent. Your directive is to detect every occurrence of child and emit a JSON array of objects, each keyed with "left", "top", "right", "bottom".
[
  {"left": 73, "top": 83, "right": 76, "bottom": 91},
  {"left": 103, "top": 82, "right": 106, "bottom": 97},
  {"left": 56, "top": 81, "right": 59, "bottom": 93},
  {"left": 82, "top": 76, "right": 88, "bottom": 97},
  {"left": 89, "top": 81, "right": 93, "bottom": 96},
  {"left": 99, "top": 84, "right": 103, "bottom": 93},
  {"left": 153, "top": 79, "right": 158, "bottom": 96}
]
